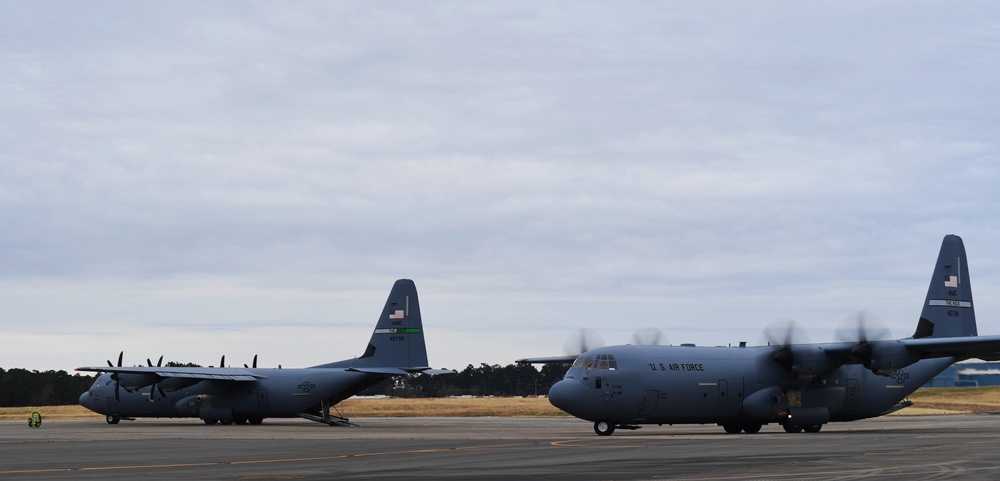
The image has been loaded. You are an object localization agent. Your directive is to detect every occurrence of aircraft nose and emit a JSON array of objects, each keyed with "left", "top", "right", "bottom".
[
  {"left": 79, "top": 390, "right": 94, "bottom": 409},
  {"left": 548, "top": 379, "right": 590, "bottom": 417}
]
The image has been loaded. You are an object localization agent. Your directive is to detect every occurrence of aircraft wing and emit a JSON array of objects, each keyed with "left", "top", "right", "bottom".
[
  {"left": 75, "top": 365, "right": 266, "bottom": 382},
  {"left": 515, "top": 355, "right": 578, "bottom": 364},
  {"left": 345, "top": 366, "right": 456, "bottom": 376},
  {"left": 775, "top": 335, "right": 1000, "bottom": 377}
]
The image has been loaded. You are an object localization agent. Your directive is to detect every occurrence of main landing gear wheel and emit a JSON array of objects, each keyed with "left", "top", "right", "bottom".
[
  {"left": 802, "top": 424, "right": 823, "bottom": 433},
  {"left": 783, "top": 424, "right": 803, "bottom": 433},
  {"left": 594, "top": 420, "right": 616, "bottom": 436},
  {"left": 722, "top": 422, "right": 762, "bottom": 434},
  {"left": 106, "top": 415, "right": 120, "bottom": 425}
]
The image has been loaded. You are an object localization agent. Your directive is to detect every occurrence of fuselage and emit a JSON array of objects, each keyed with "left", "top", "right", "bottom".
[
  {"left": 547, "top": 344, "right": 954, "bottom": 427},
  {"left": 79, "top": 368, "right": 384, "bottom": 423}
]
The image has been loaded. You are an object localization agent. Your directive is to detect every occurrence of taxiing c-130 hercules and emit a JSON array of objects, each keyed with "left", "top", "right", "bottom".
[
  {"left": 77, "top": 279, "right": 452, "bottom": 425},
  {"left": 520, "top": 235, "right": 1000, "bottom": 436}
]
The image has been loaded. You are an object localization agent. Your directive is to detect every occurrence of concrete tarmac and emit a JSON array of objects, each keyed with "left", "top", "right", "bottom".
[{"left": 2, "top": 415, "right": 999, "bottom": 480}]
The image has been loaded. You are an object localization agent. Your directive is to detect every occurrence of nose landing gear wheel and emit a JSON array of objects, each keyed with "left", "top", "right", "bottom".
[{"left": 594, "top": 420, "right": 616, "bottom": 436}]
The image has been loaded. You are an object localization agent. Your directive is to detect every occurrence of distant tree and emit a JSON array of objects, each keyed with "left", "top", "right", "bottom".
[
  {"left": 0, "top": 368, "right": 95, "bottom": 407},
  {"left": 165, "top": 361, "right": 202, "bottom": 367}
]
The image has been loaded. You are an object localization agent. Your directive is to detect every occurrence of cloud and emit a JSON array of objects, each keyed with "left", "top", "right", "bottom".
[{"left": 1, "top": 2, "right": 999, "bottom": 372}]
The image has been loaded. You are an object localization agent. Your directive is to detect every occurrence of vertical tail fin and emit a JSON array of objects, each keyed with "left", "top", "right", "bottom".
[
  {"left": 318, "top": 279, "right": 432, "bottom": 369},
  {"left": 913, "top": 235, "right": 977, "bottom": 339}
]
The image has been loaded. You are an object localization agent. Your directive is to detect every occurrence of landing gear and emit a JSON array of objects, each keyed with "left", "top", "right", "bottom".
[
  {"left": 594, "top": 420, "right": 616, "bottom": 436},
  {"left": 722, "top": 422, "right": 762, "bottom": 434},
  {"left": 781, "top": 423, "right": 822, "bottom": 433},
  {"left": 106, "top": 415, "right": 120, "bottom": 425}
]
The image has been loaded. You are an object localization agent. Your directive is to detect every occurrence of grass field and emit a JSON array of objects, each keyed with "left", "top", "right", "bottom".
[{"left": 4, "top": 387, "right": 999, "bottom": 420}]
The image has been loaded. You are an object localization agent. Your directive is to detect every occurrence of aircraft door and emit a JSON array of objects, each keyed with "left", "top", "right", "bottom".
[
  {"left": 843, "top": 379, "right": 859, "bottom": 414},
  {"left": 257, "top": 389, "right": 269, "bottom": 413},
  {"left": 638, "top": 390, "right": 659, "bottom": 418},
  {"left": 717, "top": 380, "right": 728, "bottom": 404}
]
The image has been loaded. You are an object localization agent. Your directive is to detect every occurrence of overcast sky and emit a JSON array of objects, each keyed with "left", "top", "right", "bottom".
[{"left": 2, "top": 2, "right": 999, "bottom": 374}]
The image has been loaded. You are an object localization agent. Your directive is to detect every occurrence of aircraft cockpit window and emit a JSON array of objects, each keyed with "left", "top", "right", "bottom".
[
  {"left": 571, "top": 355, "right": 617, "bottom": 370},
  {"left": 593, "top": 354, "right": 617, "bottom": 370}
]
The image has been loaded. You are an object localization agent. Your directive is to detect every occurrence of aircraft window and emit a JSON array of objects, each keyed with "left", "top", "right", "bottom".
[{"left": 582, "top": 354, "right": 617, "bottom": 370}]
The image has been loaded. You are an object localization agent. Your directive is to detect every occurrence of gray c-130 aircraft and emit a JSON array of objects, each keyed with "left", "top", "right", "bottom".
[
  {"left": 77, "top": 279, "right": 452, "bottom": 425},
  {"left": 520, "top": 235, "right": 1000, "bottom": 435}
]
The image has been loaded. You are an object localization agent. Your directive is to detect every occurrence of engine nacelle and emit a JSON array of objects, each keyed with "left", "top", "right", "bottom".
[
  {"left": 786, "top": 345, "right": 844, "bottom": 379},
  {"left": 158, "top": 377, "right": 200, "bottom": 392},
  {"left": 113, "top": 372, "right": 159, "bottom": 391},
  {"left": 865, "top": 341, "right": 921, "bottom": 375}
]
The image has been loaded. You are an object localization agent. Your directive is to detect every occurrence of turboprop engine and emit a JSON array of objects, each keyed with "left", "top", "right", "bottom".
[{"left": 853, "top": 340, "right": 921, "bottom": 375}]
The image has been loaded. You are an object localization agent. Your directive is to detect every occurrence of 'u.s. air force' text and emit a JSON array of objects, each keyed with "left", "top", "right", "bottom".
[{"left": 649, "top": 362, "right": 705, "bottom": 371}]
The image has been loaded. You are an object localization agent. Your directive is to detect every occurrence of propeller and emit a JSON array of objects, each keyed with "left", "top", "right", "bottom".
[
  {"left": 108, "top": 351, "right": 123, "bottom": 368},
  {"left": 220, "top": 355, "right": 225, "bottom": 368},
  {"left": 563, "top": 329, "right": 604, "bottom": 356},
  {"left": 630, "top": 327, "right": 668, "bottom": 346},
  {"left": 762, "top": 319, "right": 811, "bottom": 347},
  {"left": 107, "top": 351, "right": 124, "bottom": 401},
  {"left": 761, "top": 319, "right": 810, "bottom": 372},
  {"left": 148, "top": 384, "right": 166, "bottom": 402},
  {"left": 836, "top": 311, "right": 890, "bottom": 343},
  {"left": 244, "top": 354, "right": 258, "bottom": 369},
  {"left": 145, "top": 355, "right": 164, "bottom": 401},
  {"left": 836, "top": 311, "right": 891, "bottom": 367}
]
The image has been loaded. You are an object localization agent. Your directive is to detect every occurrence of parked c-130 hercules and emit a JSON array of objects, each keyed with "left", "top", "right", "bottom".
[
  {"left": 520, "top": 235, "right": 1000, "bottom": 435},
  {"left": 77, "top": 279, "right": 452, "bottom": 425}
]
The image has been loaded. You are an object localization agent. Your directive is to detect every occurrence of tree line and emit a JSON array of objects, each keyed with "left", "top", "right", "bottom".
[
  {"left": 0, "top": 368, "right": 96, "bottom": 407},
  {"left": 0, "top": 363, "right": 568, "bottom": 407}
]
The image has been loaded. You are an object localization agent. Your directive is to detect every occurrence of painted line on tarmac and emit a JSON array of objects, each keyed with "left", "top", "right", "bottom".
[{"left": 0, "top": 441, "right": 554, "bottom": 475}]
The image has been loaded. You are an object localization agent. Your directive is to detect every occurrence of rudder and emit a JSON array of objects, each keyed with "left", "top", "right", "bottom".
[
  {"left": 913, "top": 235, "right": 977, "bottom": 339},
  {"left": 318, "top": 279, "right": 431, "bottom": 369}
]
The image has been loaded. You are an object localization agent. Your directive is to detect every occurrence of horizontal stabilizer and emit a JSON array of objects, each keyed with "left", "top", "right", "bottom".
[
  {"left": 418, "top": 368, "right": 458, "bottom": 375},
  {"left": 346, "top": 367, "right": 411, "bottom": 375},
  {"left": 903, "top": 335, "right": 1000, "bottom": 359},
  {"left": 345, "top": 366, "right": 455, "bottom": 376}
]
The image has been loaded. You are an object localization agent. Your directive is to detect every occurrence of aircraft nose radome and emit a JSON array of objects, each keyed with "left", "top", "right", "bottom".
[
  {"left": 548, "top": 379, "right": 589, "bottom": 416},
  {"left": 78, "top": 391, "right": 90, "bottom": 407}
]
